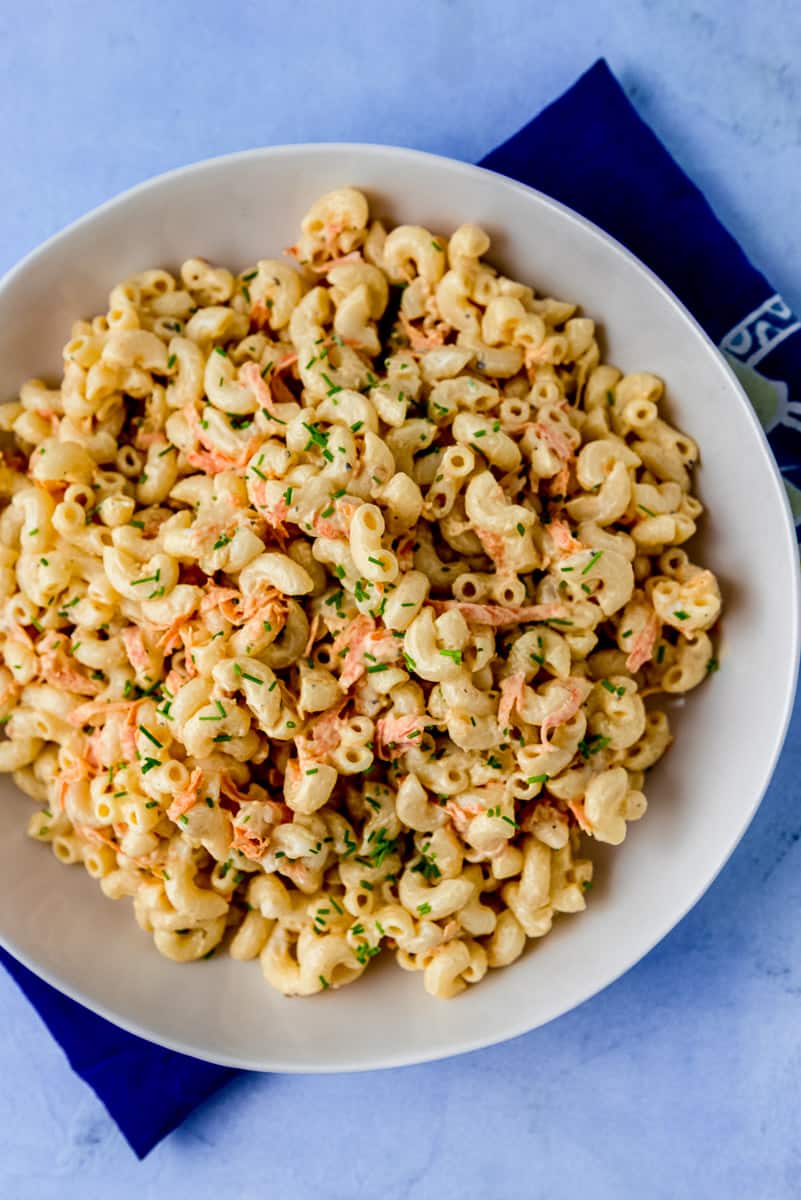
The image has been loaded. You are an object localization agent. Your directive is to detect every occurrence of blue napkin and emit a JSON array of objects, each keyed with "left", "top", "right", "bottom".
[
  {"left": 3, "top": 56, "right": 799, "bottom": 1160},
  {"left": 0, "top": 951, "right": 236, "bottom": 1157}
]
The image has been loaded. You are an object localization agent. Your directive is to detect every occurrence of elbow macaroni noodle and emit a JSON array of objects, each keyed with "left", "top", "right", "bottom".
[{"left": 0, "top": 189, "right": 721, "bottom": 999}]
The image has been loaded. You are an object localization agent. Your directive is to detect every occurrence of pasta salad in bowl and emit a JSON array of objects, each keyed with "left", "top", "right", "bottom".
[{"left": 0, "top": 146, "right": 795, "bottom": 1068}]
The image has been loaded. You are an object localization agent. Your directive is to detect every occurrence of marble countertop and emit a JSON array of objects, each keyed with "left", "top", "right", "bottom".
[{"left": 1, "top": 2, "right": 800, "bottom": 1195}]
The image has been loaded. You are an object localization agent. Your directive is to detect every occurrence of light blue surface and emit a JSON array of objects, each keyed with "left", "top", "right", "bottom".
[{"left": 1, "top": 1, "right": 800, "bottom": 1195}]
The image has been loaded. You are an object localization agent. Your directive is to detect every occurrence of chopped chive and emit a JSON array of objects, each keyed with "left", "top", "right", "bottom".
[
  {"left": 302, "top": 422, "right": 333, "bottom": 455},
  {"left": 199, "top": 699, "right": 227, "bottom": 721},
  {"left": 320, "top": 373, "right": 342, "bottom": 397},
  {"left": 578, "top": 735, "right": 610, "bottom": 759}
]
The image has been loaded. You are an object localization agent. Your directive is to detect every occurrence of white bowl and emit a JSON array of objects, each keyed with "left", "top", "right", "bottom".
[{"left": 0, "top": 145, "right": 797, "bottom": 1071}]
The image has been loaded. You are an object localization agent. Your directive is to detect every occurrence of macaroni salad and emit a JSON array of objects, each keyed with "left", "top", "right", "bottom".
[{"left": 0, "top": 189, "right": 722, "bottom": 998}]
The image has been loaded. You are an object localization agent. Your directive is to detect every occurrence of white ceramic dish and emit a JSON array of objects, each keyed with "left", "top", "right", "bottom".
[{"left": 0, "top": 144, "right": 797, "bottom": 1072}]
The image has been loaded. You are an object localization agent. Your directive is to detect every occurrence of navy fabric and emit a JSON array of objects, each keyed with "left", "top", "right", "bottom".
[
  {"left": 4, "top": 56, "right": 799, "bottom": 1161},
  {"left": 0, "top": 949, "right": 236, "bottom": 1158}
]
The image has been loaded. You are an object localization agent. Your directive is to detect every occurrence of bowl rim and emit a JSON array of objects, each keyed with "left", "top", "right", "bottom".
[{"left": 0, "top": 141, "right": 798, "bottom": 1072}]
